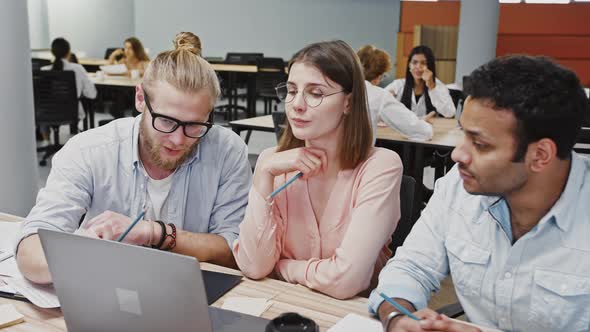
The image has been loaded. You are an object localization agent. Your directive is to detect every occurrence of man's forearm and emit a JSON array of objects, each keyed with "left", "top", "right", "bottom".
[
  {"left": 15, "top": 234, "right": 52, "bottom": 284},
  {"left": 157, "top": 227, "right": 236, "bottom": 268}
]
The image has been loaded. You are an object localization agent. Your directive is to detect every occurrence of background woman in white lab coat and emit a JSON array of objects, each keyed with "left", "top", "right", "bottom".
[
  {"left": 357, "top": 45, "right": 434, "bottom": 142},
  {"left": 385, "top": 45, "right": 455, "bottom": 118}
]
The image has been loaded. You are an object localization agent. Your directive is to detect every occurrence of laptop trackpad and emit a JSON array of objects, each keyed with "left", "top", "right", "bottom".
[{"left": 209, "top": 306, "right": 269, "bottom": 332}]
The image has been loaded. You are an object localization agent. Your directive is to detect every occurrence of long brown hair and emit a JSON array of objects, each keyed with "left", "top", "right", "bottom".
[
  {"left": 278, "top": 40, "right": 372, "bottom": 169},
  {"left": 125, "top": 37, "right": 150, "bottom": 62}
]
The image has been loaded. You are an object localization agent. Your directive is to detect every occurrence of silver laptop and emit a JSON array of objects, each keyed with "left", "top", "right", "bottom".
[{"left": 39, "top": 229, "right": 268, "bottom": 332}]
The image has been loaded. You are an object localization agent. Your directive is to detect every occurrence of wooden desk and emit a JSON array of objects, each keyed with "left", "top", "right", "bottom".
[
  {"left": 88, "top": 73, "right": 140, "bottom": 87},
  {"left": 0, "top": 215, "right": 370, "bottom": 332},
  {"left": 0, "top": 263, "right": 369, "bottom": 331}
]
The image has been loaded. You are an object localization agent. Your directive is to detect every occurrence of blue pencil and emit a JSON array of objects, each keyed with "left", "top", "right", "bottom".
[
  {"left": 117, "top": 210, "right": 147, "bottom": 242},
  {"left": 379, "top": 292, "right": 420, "bottom": 321},
  {"left": 266, "top": 172, "right": 303, "bottom": 200}
]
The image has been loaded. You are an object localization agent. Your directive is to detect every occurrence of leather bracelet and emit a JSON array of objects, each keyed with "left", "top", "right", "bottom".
[
  {"left": 164, "top": 223, "right": 177, "bottom": 251},
  {"left": 383, "top": 311, "right": 406, "bottom": 331},
  {"left": 152, "top": 220, "right": 166, "bottom": 249}
]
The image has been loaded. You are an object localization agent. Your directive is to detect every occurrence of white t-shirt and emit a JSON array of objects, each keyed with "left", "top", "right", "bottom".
[{"left": 138, "top": 162, "right": 175, "bottom": 221}]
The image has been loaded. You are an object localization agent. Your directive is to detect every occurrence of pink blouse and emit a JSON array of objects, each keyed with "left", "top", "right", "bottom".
[{"left": 233, "top": 147, "right": 403, "bottom": 299}]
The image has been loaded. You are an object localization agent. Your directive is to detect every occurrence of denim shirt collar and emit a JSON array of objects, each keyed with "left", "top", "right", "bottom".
[
  {"left": 482, "top": 152, "right": 584, "bottom": 235},
  {"left": 129, "top": 115, "right": 202, "bottom": 171}
]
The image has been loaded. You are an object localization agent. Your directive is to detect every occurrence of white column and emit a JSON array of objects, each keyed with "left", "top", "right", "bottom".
[
  {"left": 455, "top": 0, "right": 499, "bottom": 86},
  {"left": 0, "top": 0, "right": 39, "bottom": 216}
]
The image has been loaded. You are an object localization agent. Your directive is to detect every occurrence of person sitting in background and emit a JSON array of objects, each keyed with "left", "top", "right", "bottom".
[
  {"left": 108, "top": 36, "right": 151, "bottom": 76},
  {"left": 233, "top": 40, "right": 403, "bottom": 300},
  {"left": 357, "top": 45, "right": 434, "bottom": 142},
  {"left": 16, "top": 32, "right": 251, "bottom": 285},
  {"left": 371, "top": 55, "right": 590, "bottom": 332},
  {"left": 39, "top": 37, "right": 97, "bottom": 146},
  {"left": 385, "top": 45, "right": 455, "bottom": 118}
]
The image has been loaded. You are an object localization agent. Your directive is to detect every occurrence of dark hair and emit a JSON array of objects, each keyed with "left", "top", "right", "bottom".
[
  {"left": 51, "top": 38, "right": 70, "bottom": 71},
  {"left": 401, "top": 45, "right": 437, "bottom": 114},
  {"left": 279, "top": 40, "right": 372, "bottom": 169},
  {"left": 125, "top": 37, "right": 150, "bottom": 62},
  {"left": 464, "top": 55, "right": 588, "bottom": 161}
]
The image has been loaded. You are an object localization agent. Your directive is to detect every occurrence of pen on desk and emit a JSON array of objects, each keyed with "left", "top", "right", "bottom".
[
  {"left": 379, "top": 292, "right": 420, "bottom": 321},
  {"left": 117, "top": 210, "right": 146, "bottom": 242},
  {"left": 266, "top": 172, "right": 303, "bottom": 200},
  {"left": 0, "top": 290, "right": 31, "bottom": 303}
]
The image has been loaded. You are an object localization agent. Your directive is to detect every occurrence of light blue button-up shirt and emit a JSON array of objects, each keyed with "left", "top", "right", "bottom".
[
  {"left": 369, "top": 153, "right": 590, "bottom": 332},
  {"left": 17, "top": 116, "right": 252, "bottom": 251}
]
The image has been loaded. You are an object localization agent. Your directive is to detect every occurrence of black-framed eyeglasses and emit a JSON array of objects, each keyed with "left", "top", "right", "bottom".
[
  {"left": 143, "top": 86, "right": 212, "bottom": 139},
  {"left": 275, "top": 82, "right": 345, "bottom": 108}
]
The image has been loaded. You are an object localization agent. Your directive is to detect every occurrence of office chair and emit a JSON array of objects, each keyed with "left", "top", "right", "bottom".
[
  {"left": 33, "top": 70, "right": 79, "bottom": 166},
  {"left": 271, "top": 111, "right": 287, "bottom": 143},
  {"left": 448, "top": 88, "right": 465, "bottom": 109},
  {"left": 389, "top": 175, "right": 416, "bottom": 256},
  {"left": 104, "top": 47, "right": 122, "bottom": 60},
  {"left": 256, "top": 57, "right": 287, "bottom": 114},
  {"left": 31, "top": 58, "right": 52, "bottom": 71},
  {"left": 215, "top": 53, "right": 264, "bottom": 121}
]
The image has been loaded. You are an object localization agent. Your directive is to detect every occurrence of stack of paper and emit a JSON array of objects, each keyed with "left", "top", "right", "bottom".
[
  {"left": 0, "top": 304, "right": 24, "bottom": 329},
  {"left": 0, "top": 258, "right": 60, "bottom": 308},
  {"left": 221, "top": 297, "right": 272, "bottom": 317}
]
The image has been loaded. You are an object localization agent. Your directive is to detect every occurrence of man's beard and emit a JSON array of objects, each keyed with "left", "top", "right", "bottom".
[{"left": 139, "top": 117, "right": 198, "bottom": 170}]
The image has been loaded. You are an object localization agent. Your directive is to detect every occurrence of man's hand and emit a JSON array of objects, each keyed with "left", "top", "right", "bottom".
[
  {"left": 387, "top": 308, "right": 438, "bottom": 332},
  {"left": 85, "top": 211, "right": 153, "bottom": 246}
]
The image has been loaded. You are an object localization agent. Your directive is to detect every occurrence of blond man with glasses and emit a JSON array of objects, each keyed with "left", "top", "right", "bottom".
[{"left": 16, "top": 32, "right": 252, "bottom": 284}]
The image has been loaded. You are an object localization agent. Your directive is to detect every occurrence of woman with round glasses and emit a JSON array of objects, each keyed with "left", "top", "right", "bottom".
[
  {"left": 385, "top": 45, "right": 455, "bottom": 118},
  {"left": 233, "top": 40, "right": 403, "bottom": 299},
  {"left": 357, "top": 45, "right": 434, "bottom": 142}
]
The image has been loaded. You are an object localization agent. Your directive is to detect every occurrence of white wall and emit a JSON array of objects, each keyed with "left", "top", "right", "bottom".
[
  {"left": 135, "top": 0, "right": 400, "bottom": 68},
  {"left": 45, "top": 0, "right": 135, "bottom": 58},
  {"left": 28, "top": 0, "right": 50, "bottom": 49},
  {"left": 1, "top": 0, "right": 39, "bottom": 216}
]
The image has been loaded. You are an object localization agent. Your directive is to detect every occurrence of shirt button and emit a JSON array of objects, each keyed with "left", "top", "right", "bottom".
[{"left": 504, "top": 272, "right": 512, "bottom": 279}]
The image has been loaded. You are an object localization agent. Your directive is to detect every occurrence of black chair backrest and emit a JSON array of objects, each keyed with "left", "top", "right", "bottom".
[
  {"left": 448, "top": 88, "right": 465, "bottom": 108},
  {"left": 271, "top": 111, "right": 287, "bottom": 142},
  {"left": 33, "top": 70, "right": 78, "bottom": 125},
  {"left": 389, "top": 175, "right": 416, "bottom": 256},
  {"left": 257, "top": 57, "right": 287, "bottom": 96},
  {"left": 31, "top": 58, "right": 52, "bottom": 71},
  {"left": 104, "top": 47, "right": 121, "bottom": 60},
  {"left": 225, "top": 52, "right": 264, "bottom": 66},
  {"left": 259, "top": 57, "right": 285, "bottom": 71}
]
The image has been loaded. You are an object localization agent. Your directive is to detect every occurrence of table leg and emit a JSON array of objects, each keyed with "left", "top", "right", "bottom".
[{"left": 412, "top": 145, "right": 425, "bottom": 222}]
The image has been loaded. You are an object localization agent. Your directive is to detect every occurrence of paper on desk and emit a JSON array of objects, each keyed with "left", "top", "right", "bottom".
[
  {"left": 221, "top": 297, "right": 272, "bottom": 317},
  {"left": 328, "top": 313, "right": 382, "bottom": 332},
  {"left": 4, "top": 277, "right": 59, "bottom": 308},
  {"left": 99, "top": 64, "right": 127, "bottom": 75},
  {"left": 0, "top": 222, "right": 19, "bottom": 251},
  {"left": 0, "top": 279, "right": 17, "bottom": 294},
  {"left": 0, "top": 258, "right": 19, "bottom": 278},
  {"left": 0, "top": 304, "right": 25, "bottom": 329}
]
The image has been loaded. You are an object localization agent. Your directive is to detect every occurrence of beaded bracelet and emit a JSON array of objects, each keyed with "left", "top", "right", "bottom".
[
  {"left": 164, "top": 223, "right": 177, "bottom": 251},
  {"left": 152, "top": 220, "right": 166, "bottom": 249}
]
